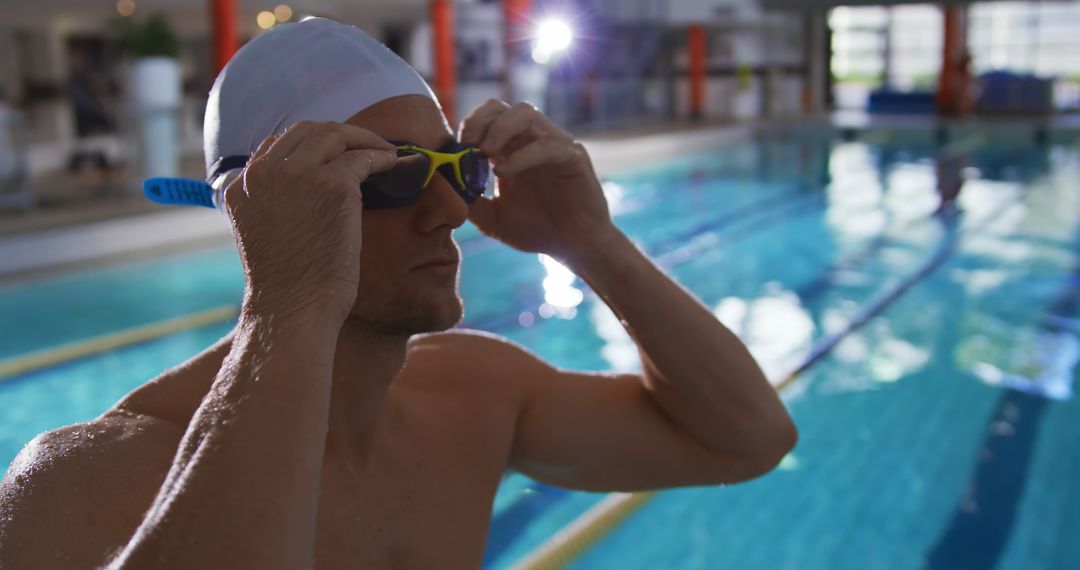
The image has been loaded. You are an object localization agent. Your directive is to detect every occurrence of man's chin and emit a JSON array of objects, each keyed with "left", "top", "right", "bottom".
[
  {"left": 425, "top": 298, "right": 464, "bottom": 332},
  {"left": 398, "top": 305, "right": 462, "bottom": 336},
  {"left": 349, "top": 294, "right": 463, "bottom": 336}
]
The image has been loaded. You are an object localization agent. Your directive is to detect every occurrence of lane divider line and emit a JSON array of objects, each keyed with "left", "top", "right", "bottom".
[{"left": 0, "top": 305, "right": 238, "bottom": 382}]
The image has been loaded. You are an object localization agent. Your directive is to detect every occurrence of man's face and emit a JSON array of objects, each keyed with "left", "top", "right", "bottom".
[{"left": 341, "top": 95, "right": 469, "bottom": 335}]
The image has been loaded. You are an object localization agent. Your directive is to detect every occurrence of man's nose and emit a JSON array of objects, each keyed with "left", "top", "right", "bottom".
[{"left": 412, "top": 173, "right": 468, "bottom": 233}]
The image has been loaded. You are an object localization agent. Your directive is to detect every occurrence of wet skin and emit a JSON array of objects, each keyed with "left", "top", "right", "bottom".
[{"left": 0, "top": 96, "right": 796, "bottom": 569}]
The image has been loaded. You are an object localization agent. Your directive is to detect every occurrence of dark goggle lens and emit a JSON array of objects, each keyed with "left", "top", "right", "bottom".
[
  {"left": 377, "top": 150, "right": 430, "bottom": 197},
  {"left": 360, "top": 150, "right": 430, "bottom": 208},
  {"left": 458, "top": 152, "right": 491, "bottom": 198}
]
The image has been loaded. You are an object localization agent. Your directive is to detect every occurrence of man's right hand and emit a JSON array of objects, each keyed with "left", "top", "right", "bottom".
[
  {"left": 98, "top": 120, "right": 399, "bottom": 566},
  {"left": 222, "top": 121, "right": 397, "bottom": 325}
]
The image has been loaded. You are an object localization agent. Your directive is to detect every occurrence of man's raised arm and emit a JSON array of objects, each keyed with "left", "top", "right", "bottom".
[
  {"left": 458, "top": 99, "right": 796, "bottom": 485},
  {"left": 107, "top": 122, "right": 397, "bottom": 570},
  {"left": 108, "top": 312, "right": 340, "bottom": 570},
  {"left": 0, "top": 121, "right": 400, "bottom": 570},
  {"left": 566, "top": 229, "right": 797, "bottom": 468}
]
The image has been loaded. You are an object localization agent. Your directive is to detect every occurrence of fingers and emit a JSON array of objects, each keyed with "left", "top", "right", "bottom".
[
  {"left": 324, "top": 148, "right": 398, "bottom": 186},
  {"left": 460, "top": 99, "right": 572, "bottom": 165},
  {"left": 458, "top": 98, "right": 510, "bottom": 146},
  {"left": 251, "top": 132, "right": 280, "bottom": 160},
  {"left": 237, "top": 122, "right": 397, "bottom": 210},
  {"left": 291, "top": 124, "right": 397, "bottom": 167},
  {"left": 482, "top": 102, "right": 571, "bottom": 158},
  {"left": 260, "top": 120, "right": 324, "bottom": 163},
  {"left": 467, "top": 195, "right": 499, "bottom": 238},
  {"left": 287, "top": 122, "right": 396, "bottom": 166},
  {"left": 494, "top": 137, "right": 585, "bottom": 178},
  {"left": 262, "top": 121, "right": 394, "bottom": 169}
]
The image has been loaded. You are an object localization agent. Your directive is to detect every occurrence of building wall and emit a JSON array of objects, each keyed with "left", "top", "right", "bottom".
[{"left": 3, "top": 0, "right": 813, "bottom": 178}]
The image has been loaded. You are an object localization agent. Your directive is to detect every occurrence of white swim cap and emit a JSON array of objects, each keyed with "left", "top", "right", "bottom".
[{"left": 203, "top": 17, "right": 438, "bottom": 181}]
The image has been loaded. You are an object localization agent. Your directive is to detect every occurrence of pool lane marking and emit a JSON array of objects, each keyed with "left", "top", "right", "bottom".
[
  {"left": 512, "top": 196, "right": 1023, "bottom": 570},
  {"left": 925, "top": 390, "right": 1050, "bottom": 569},
  {"left": 779, "top": 196, "right": 1019, "bottom": 386},
  {"left": 926, "top": 255, "right": 1080, "bottom": 569},
  {"left": 0, "top": 305, "right": 238, "bottom": 382}
]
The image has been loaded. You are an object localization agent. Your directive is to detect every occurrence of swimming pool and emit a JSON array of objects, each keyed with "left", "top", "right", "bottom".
[{"left": 1, "top": 127, "right": 1078, "bottom": 569}]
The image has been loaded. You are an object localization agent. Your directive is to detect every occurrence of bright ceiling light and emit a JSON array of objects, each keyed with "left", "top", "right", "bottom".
[
  {"left": 537, "top": 19, "right": 572, "bottom": 51},
  {"left": 532, "top": 18, "right": 573, "bottom": 64}
]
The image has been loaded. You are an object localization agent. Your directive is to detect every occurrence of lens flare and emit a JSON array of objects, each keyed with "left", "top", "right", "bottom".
[
  {"left": 274, "top": 4, "right": 293, "bottom": 23},
  {"left": 116, "top": 0, "right": 135, "bottom": 17},
  {"left": 538, "top": 254, "right": 583, "bottom": 316},
  {"left": 257, "top": 11, "right": 277, "bottom": 30},
  {"left": 532, "top": 19, "right": 573, "bottom": 64}
]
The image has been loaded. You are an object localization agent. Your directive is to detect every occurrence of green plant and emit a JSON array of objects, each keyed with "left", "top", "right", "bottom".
[{"left": 114, "top": 14, "right": 181, "bottom": 59}]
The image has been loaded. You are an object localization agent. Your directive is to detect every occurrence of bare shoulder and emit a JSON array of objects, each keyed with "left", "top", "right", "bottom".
[
  {"left": 400, "top": 329, "right": 559, "bottom": 413},
  {"left": 409, "top": 328, "right": 549, "bottom": 362},
  {"left": 0, "top": 410, "right": 183, "bottom": 569},
  {"left": 406, "top": 328, "right": 556, "bottom": 381}
]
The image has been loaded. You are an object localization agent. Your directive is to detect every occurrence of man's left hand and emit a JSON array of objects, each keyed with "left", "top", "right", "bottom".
[{"left": 458, "top": 99, "right": 618, "bottom": 261}]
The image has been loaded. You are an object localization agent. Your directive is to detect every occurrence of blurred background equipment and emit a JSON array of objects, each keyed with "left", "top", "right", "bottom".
[
  {"left": 0, "top": 86, "right": 32, "bottom": 211},
  {"left": 116, "top": 14, "right": 184, "bottom": 181}
]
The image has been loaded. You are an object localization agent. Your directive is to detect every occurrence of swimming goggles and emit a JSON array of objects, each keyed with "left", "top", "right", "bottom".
[
  {"left": 360, "top": 140, "right": 492, "bottom": 208},
  {"left": 141, "top": 140, "right": 491, "bottom": 211}
]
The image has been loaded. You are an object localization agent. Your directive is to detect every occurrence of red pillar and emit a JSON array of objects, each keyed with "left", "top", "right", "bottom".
[
  {"left": 503, "top": 0, "right": 533, "bottom": 101},
  {"left": 936, "top": 5, "right": 967, "bottom": 116},
  {"left": 431, "top": 0, "right": 456, "bottom": 126},
  {"left": 688, "top": 24, "right": 707, "bottom": 120},
  {"left": 210, "top": 0, "right": 239, "bottom": 74}
]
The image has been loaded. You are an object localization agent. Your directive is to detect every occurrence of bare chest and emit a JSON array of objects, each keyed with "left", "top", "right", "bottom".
[{"left": 313, "top": 390, "right": 514, "bottom": 569}]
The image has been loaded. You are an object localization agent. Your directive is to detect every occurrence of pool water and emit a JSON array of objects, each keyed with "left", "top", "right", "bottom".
[{"left": 1, "top": 131, "right": 1078, "bottom": 569}]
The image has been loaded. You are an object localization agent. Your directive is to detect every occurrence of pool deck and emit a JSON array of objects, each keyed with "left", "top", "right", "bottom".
[{"left": 1, "top": 112, "right": 1077, "bottom": 285}]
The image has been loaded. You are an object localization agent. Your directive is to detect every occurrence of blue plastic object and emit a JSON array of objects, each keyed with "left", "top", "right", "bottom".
[
  {"left": 977, "top": 71, "right": 1053, "bottom": 115},
  {"left": 142, "top": 177, "right": 218, "bottom": 209},
  {"left": 867, "top": 89, "right": 936, "bottom": 114}
]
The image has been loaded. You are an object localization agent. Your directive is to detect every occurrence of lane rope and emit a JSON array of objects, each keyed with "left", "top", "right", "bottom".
[{"left": 0, "top": 305, "right": 238, "bottom": 382}]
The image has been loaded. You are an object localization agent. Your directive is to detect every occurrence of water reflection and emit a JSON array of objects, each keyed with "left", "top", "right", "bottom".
[
  {"left": 713, "top": 284, "right": 815, "bottom": 384},
  {"left": 824, "top": 143, "right": 888, "bottom": 243},
  {"left": 885, "top": 163, "right": 940, "bottom": 221},
  {"left": 962, "top": 320, "right": 1079, "bottom": 401},
  {"left": 537, "top": 254, "right": 583, "bottom": 319},
  {"left": 590, "top": 303, "right": 640, "bottom": 372},
  {"left": 868, "top": 337, "right": 931, "bottom": 383},
  {"left": 600, "top": 180, "right": 627, "bottom": 215}
]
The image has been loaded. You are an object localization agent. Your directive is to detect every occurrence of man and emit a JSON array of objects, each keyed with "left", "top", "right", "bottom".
[{"left": 0, "top": 19, "right": 795, "bottom": 569}]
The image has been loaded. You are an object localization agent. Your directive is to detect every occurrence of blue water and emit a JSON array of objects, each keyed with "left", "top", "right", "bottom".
[{"left": 1, "top": 131, "right": 1078, "bottom": 569}]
